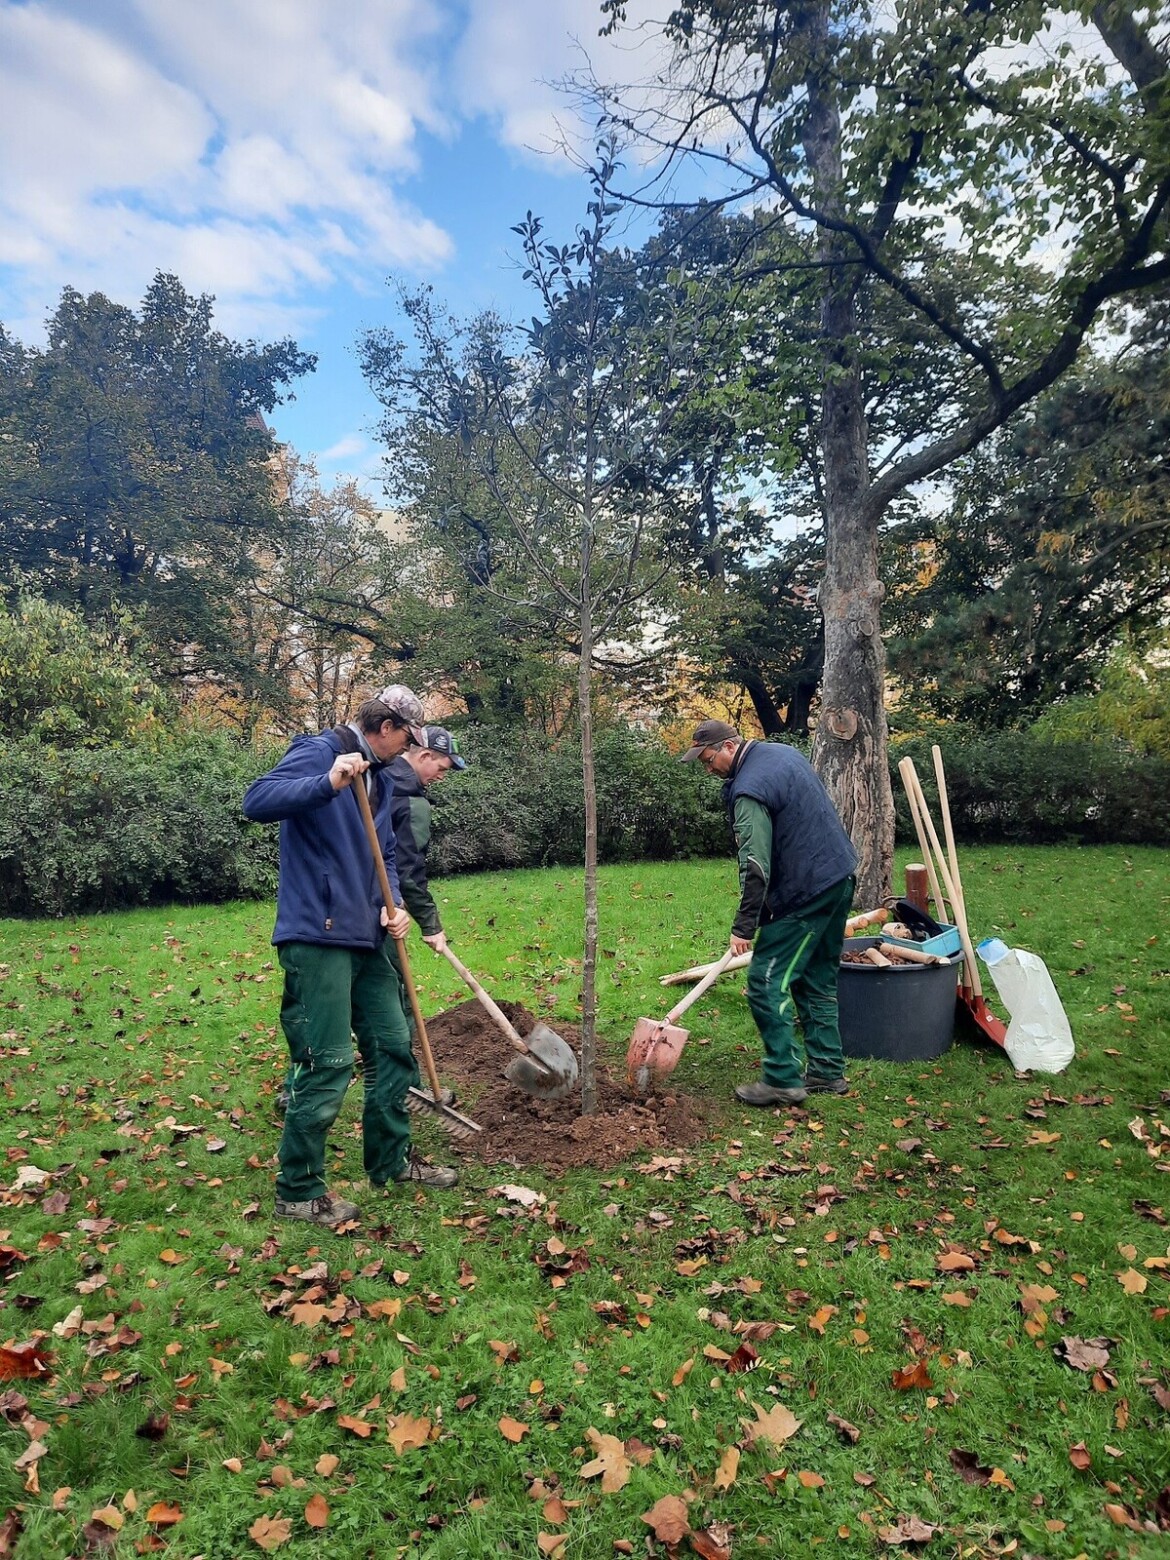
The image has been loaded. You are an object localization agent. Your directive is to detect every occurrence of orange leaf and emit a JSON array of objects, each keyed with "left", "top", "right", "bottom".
[
  {"left": 336, "top": 1415, "right": 374, "bottom": 1438},
  {"left": 713, "top": 1446, "right": 739, "bottom": 1491},
  {"left": 498, "top": 1416, "right": 530, "bottom": 1444},
  {"left": 808, "top": 1305, "right": 837, "bottom": 1335},
  {"left": 742, "top": 1401, "right": 802, "bottom": 1450},
  {"left": 249, "top": 1514, "right": 293, "bottom": 1551},
  {"left": 671, "top": 1357, "right": 695, "bottom": 1387},
  {"left": 797, "top": 1470, "right": 825, "bottom": 1489},
  {"left": 1117, "top": 1268, "right": 1147, "bottom": 1295},
  {"left": 314, "top": 1454, "right": 339, "bottom": 1476},
  {"left": 537, "top": 1536, "right": 567, "bottom": 1558},
  {"left": 386, "top": 1414, "right": 432, "bottom": 1454},
  {"left": 936, "top": 1249, "right": 976, "bottom": 1272},
  {"left": 641, "top": 1494, "right": 691, "bottom": 1543},
  {"left": 891, "top": 1360, "right": 933, "bottom": 1391},
  {"left": 580, "top": 1428, "right": 632, "bottom": 1493},
  {"left": 304, "top": 1494, "right": 329, "bottom": 1529},
  {"left": 389, "top": 1365, "right": 407, "bottom": 1392},
  {"left": 0, "top": 1342, "right": 53, "bottom": 1381},
  {"left": 158, "top": 1249, "right": 185, "bottom": 1265},
  {"left": 1069, "top": 1442, "right": 1092, "bottom": 1471},
  {"left": 90, "top": 1506, "right": 123, "bottom": 1531},
  {"left": 144, "top": 1503, "right": 183, "bottom": 1526},
  {"left": 940, "top": 1291, "right": 972, "bottom": 1308}
]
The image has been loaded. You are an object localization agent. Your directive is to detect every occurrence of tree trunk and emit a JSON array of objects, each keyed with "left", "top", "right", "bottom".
[
  {"left": 578, "top": 584, "right": 598, "bottom": 1116},
  {"left": 743, "top": 670, "right": 784, "bottom": 736},
  {"left": 799, "top": 0, "right": 894, "bottom": 907}
]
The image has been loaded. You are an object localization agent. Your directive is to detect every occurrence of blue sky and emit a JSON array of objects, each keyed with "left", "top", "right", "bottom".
[{"left": 0, "top": 0, "right": 674, "bottom": 498}]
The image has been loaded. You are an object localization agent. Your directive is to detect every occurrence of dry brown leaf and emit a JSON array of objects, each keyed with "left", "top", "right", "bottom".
[
  {"left": 640, "top": 1494, "right": 691, "bottom": 1544},
  {"left": 386, "top": 1414, "right": 432, "bottom": 1454},
  {"left": 304, "top": 1494, "right": 329, "bottom": 1529},
  {"left": 940, "top": 1291, "right": 972, "bottom": 1308},
  {"left": 389, "top": 1365, "right": 407, "bottom": 1392},
  {"left": 1068, "top": 1442, "right": 1092, "bottom": 1471},
  {"left": 742, "top": 1400, "right": 802, "bottom": 1450},
  {"left": 581, "top": 1428, "right": 633, "bottom": 1493},
  {"left": 336, "top": 1414, "right": 374, "bottom": 1438},
  {"left": 542, "top": 1497, "right": 570, "bottom": 1525},
  {"left": 363, "top": 1298, "right": 402, "bottom": 1321},
  {"left": 949, "top": 1449, "right": 991, "bottom": 1485},
  {"left": 936, "top": 1249, "right": 976, "bottom": 1272},
  {"left": 827, "top": 1413, "right": 860, "bottom": 1444},
  {"left": 690, "top": 1528, "right": 732, "bottom": 1560},
  {"left": 808, "top": 1304, "right": 837, "bottom": 1335},
  {"left": 314, "top": 1454, "right": 339, "bottom": 1476},
  {"left": 498, "top": 1416, "right": 530, "bottom": 1444},
  {"left": 714, "top": 1446, "right": 739, "bottom": 1491},
  {"left": 537, "top": 1536, "right": 567, "bottom": 1558},
  {"left": 879, "top": 1514, "right": 938, "bottom": 1546},
  {"left": 222, "top": 1458, "right": 243, "bottom": 1474},
  {"left": 797, "top": 1470, "right": 825, "bottom": 1489},
  {"left": 891, "top": 1360, "right": 933, "bottom": 1391},
  {"left": 1117, "top": 1268, "right": 1148, "bottom": 1295},
  {"left": 248, "top": 1514, "right": 293, "bottom": 1551},
  {"left": 89, "top": 1507, "right": 123, "bottom": 1531}
]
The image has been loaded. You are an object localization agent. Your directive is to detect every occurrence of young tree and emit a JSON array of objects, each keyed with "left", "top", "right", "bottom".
[
  {"left": 594, "top": 0, "right": 1170, "bottom": 900},
  {"left": 362, "top": 153, "right": 703, "bottom": 1112}
]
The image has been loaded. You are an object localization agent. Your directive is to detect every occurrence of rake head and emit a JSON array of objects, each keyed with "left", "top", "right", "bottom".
[{"left": 406, "top": 1086, "right": 483, "bottom": 1141}]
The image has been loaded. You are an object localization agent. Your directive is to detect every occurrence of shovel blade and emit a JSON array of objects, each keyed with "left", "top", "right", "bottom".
[
  {"left": 626, "top": 1017, "right": 688, "bottom": 1097},
  {"left": 503, "top": 1022, "right": 578, "bottom": 1101}
]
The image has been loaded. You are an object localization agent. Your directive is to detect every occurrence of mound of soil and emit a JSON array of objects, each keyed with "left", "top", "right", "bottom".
[{"left": 422, "top": 1000, "right": 717, "bottom": 1173}]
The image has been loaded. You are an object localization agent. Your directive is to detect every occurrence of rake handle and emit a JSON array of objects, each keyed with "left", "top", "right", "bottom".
[
  {"left": 899, "top": 759, "right": 983, "bottom": 1001},
  {"left": 930, "top": 744, "right": 983, "bottom": 1000},
  {"left": 351, "top": 777, "right": 446, "bottom": 1105}
]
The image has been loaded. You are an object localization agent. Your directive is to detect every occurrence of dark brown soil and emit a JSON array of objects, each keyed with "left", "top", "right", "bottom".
[{"left": 421, "top": 999, "right": 718, "bottom": 1173}]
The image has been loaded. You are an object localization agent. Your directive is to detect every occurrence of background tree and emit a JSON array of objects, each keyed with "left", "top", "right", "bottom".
[
  {"left": 0, "top": 273, "right": 314, "bottom": 686},
  {"left": 595, "top": 0, "right": 1170, "bottom": 902}
]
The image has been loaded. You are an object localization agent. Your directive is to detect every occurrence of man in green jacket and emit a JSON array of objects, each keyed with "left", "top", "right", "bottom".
[
  {"left": 387, "top": 725, "right": 467, "bottom": 954},
  {"left": 682, "top": 719, "right": 857, "bottom": 1107}
]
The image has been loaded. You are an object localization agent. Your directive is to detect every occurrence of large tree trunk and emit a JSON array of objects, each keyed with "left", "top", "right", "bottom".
[{"left": 798, "top": 0, "right": 894, "bottom": 907}]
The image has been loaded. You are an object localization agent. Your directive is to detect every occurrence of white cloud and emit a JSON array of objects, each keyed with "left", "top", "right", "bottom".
[
  {"left": 319, "top": 434, "right": 368, "bottom": 462},
  {"left": 0, "top": 0, "right": 456, "bottom": 343}
]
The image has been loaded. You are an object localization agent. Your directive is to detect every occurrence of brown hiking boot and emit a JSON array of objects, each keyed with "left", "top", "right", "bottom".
[{"left": 274, "top": 1192, "right": 360, "bottom": 1227}]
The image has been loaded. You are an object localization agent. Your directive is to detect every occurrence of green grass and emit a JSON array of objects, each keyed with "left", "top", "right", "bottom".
[{"left": 0, "top": 844, "right": 1167, "bottom": 1559}]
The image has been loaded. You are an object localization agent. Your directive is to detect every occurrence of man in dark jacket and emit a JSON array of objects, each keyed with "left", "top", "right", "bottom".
[
  {"left": 682, "top": 719, "right": 857, "bottom": 1107},
  {"left": 388, "top": 725, "right": 467, "bottom": 954},
  {"left": 243, "top": 685, "right": 457, "bottom": 1229}
]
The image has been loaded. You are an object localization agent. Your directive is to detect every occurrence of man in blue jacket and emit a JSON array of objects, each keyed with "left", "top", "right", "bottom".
[
  {"left": 682, "top": 719, "right": 857, "bottom": 1107},
  {"left": 244, "top": 685, "right": 457, "bottom": 1228}
]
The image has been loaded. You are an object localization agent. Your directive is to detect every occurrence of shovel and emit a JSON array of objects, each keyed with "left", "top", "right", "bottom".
[
  {"left": 437, "top": 943, "right": 578, "bottom": 1101},
  {"left": 626, "top": 945, "right": 740, "bottom": 1096}
]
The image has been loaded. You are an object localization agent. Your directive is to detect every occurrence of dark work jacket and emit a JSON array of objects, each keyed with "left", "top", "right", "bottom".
[
  {"left": 242, "top": 727, "right": 401, "bottom": 949},
  {"left": 722, "top": 741, "right": 857, "bottom": 919},
  {"left": 386, "top": 755, "right": 441, "bottom": 936}
]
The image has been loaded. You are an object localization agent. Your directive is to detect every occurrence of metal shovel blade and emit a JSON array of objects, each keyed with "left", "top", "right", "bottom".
[
  {"left": 626, "top": 1017, "right": 688, "bottom": 1097},
  {"left": 502, "top": 1021, "right": 578, "bottom": 1101}
]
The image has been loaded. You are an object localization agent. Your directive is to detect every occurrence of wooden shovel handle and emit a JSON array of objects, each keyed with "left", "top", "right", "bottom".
[
  {"left": 350, "top": 778, "right": 446, "bottom": 1104},
  {"left": 900, "top": 760, "right": 982, "bottom": 1001},
  {"left": 663, "top": 945, "right": 740, "bottom": 1025},
  {"left": 930, "top": 745, "right": 982, "bottom": 999},
  {"left": 438, "top": 942, "right": 532, "bottom": 1057}
]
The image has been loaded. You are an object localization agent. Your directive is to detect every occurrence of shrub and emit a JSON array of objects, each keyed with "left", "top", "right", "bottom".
[{"left": 890, "top": 728, "right": 1170, "bottom": 845}]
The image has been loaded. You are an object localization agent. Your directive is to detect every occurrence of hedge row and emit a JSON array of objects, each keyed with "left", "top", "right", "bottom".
[{"left": 0, "top": 725, "right": 1165, "bottom": 916}]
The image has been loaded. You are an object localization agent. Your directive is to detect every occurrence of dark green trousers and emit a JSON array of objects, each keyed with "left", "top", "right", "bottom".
[
  {"left": 746, "top": 876, "right": 854, "bottom": 1090},
  {"left": 275, "top": 941, "right": 415, "bottom": 1202}
]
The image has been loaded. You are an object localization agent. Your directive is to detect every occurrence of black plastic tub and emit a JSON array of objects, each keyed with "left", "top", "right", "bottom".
[{"left": 838, "top": 938, "right": 961, "bottom": 1061}]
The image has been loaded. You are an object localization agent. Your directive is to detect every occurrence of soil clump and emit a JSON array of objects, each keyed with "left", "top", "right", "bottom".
[{"left": 422, "top": 999, "right": 717, "bottom": 1174}]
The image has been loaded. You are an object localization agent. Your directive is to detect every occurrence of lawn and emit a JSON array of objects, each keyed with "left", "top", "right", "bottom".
[{"left": 0, "top": 845, "right": 1167, "bottom": 1559}]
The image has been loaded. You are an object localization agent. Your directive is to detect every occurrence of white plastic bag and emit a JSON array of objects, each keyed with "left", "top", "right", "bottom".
[{"left": 977, "top": 938, "right": 1075, "bottom": 1074}]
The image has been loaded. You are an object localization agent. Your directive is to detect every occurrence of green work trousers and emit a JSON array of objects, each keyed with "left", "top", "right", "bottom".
[
  {"left": 746, "top": 876, "right": 855, "bottom": 1090},
  {"left": 275, "top": 941, "right": 415, "bottom": 1202}
]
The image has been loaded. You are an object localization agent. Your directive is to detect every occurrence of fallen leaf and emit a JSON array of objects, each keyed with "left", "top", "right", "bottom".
[
  {"left": 714, "top": 1446, "right": 739, "bottom": 1490},
  {"left": 336, "top": 1415, "right": 374, "bottom": 1438},
  {"left": 936, "top": 1249, "right": 975, "bottom": 1273},
  {"left": 89, "top": 1506, "right": 124, "bottom": 1532},
  {"left": 1117, "top": 1268, "right": 1147, "bottom": 1295},
  {"left": 249, "top": 1514, "right": 293, "bottom": 1551},
  {"left": 144, "top": 1503, "right": 182, "bottom": 1526},
  {"left": 0, "top": 1342, "right": 53, "bottom": 1381},
  {"left": 690, "top": 1528, "right": 732, "bottom": 1560},
  {"left": 742, "top": 1400, "right": 802, "bottom": 1450},
  {"left": 949, "top": 1449, "right": 991, "bottom": 1485},
  {"left": 314, "top": 1454, "right": 339, "bottom": 1476},
  {"left": 641, "top": 1494, "right": 691, "bottom": 1544},
  {"left": 386, "top": 1414, "right": 432, "bottom": 1454},
  {"left": 222, "top": 1458, "right": 243, "bottom": 1473},
  {"left": 891, "top": 1360, "right": 933, "bottom": 1391},
  {"left": 1055, "top": 1336, "right": 1112, "bottom": 1372},
  {"left": 304, "top": 1494, "right": 328, "bottom": 1529},
  {"left": 1069, "top": 1442, "right": 1092, "bottom": 1471},
  {"left": 940, "top": 1291, "right": 972, "bottom": 1308},
  {"left": 879, "top": 1513, "right": 938, "bottom": 1546},
  {"left": 498, "top": 1416, "right": 530, "bottom": 1444},
  {"left": 671, "top": 1357, "right": 695, "bottom": 1387},
  {"left": 797, "top": 1470, "right": 825, "bottom": 1489},
  {"left": 537, "top": 1536, "right": 566, "bottom": 1558},
  {"left": 581, "top": 1428, "right": 633, "bottom": 1493},
  {"left": 827, "top": 1413, "right": 860, "bottom": 1444}
]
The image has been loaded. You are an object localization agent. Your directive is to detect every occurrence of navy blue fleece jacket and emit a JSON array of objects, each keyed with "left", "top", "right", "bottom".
[{"left": 242, "top": 729, "right": 402, "bottom": 949}]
